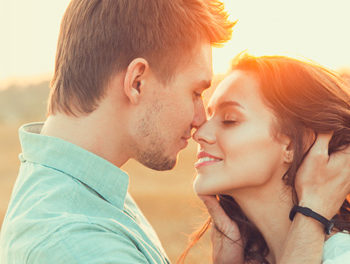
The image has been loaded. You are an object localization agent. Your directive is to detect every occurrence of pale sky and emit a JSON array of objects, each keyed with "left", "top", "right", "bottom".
[{"left": 1, "top": 0, "right": 350, "bottom": 83}]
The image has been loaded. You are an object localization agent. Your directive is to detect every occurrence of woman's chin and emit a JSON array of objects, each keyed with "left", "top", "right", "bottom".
[
  {"left": 193, "top": 178, "right": 206, "bottom": 195},
  {"left": 193, "top": 178, "right": 216, "bottom": 196}
]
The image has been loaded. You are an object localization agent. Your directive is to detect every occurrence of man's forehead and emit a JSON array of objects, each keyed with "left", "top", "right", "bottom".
[
  {"left": 190, "top": 41, "right": 213, "bottom": 76},
  {"left": 194, "top": 61, "right": 213, "bottom": 88},
  {"left": 173, "top": 41, "right": 212, "bottom": 87}
]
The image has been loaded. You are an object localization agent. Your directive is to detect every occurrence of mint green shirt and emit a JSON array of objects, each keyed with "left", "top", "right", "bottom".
[
  {"left": 0, "top": 123, "right": 170, "bottom": 264},
  {"left": 323, "top": 232, "right": 350, "bottom": 263}
]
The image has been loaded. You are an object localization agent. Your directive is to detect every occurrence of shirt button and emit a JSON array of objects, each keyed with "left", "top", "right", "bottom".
[{"left": 18, "top": 153, "right": 26, "bottom": 163}]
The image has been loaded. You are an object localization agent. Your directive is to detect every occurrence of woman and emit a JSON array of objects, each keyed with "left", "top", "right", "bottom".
[{"left": 180, "top": 55, "right": 350, "bottom": 263}]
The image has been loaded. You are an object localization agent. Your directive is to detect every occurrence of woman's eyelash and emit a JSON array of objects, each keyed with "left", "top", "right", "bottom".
[{"left": 222, "top": 120, "right": 237, "bottom": 125}]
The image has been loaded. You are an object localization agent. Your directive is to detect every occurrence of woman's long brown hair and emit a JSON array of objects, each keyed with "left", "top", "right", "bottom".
[{"left": 178, "top": 55, "right": 350, "bottom": 263}]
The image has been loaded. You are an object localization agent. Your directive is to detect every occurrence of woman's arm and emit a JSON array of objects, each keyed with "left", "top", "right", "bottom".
[{"left": 279, "top": 134, "right": 350, "bottom": 264}]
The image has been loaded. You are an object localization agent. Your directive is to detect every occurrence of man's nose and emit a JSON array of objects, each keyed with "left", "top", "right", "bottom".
[{"left": 191, "top": 100, "right": 207, "bottom": 129}]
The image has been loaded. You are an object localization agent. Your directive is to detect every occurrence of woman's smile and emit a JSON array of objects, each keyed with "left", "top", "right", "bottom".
[{"left": 195, "top": 151, "right": 223, "bottom": 168}]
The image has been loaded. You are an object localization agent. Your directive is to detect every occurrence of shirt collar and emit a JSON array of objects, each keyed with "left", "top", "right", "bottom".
[{"left": 19, "top": 122, "right": 129, "bottom": 209}]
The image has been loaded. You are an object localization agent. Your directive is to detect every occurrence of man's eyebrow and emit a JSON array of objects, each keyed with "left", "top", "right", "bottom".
[{"left": 207, "top": 100, "right": 244, "bottom": 116}]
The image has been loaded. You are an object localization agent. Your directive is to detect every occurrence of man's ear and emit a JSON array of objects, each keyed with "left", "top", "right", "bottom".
[{"left": 123, "top": 58, "right": 149, "bottom": 104}]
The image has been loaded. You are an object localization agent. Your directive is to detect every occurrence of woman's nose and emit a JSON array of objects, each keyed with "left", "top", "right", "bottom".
[{"left": 192, "top": 120, "right": 216, "bottom": 145}]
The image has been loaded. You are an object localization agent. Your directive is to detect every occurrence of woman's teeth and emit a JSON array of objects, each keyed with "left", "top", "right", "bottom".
[{"left": 197, "top": 157, "right": 221, "bottom": 163}]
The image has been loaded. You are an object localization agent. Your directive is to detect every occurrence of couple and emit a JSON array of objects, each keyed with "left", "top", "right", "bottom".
[{"left": 0, "top": 0, "right": 349, "bottom": 263}]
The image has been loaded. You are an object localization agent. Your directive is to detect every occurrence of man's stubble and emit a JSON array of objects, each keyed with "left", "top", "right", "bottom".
[{"left": 133, "top": 100, "right": 177, "bottom": 171}]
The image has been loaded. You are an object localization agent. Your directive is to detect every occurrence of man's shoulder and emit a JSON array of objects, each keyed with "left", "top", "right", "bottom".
[
  {"left": 6, "top": 161, "right": 87, "bottom": 221},
  {"left": 1, "top": 218, "right": 151, "bottom": 264},
  {"left": 323, "top": 232, "right": 350, "bottom": 263},
  {"left": 1, "top": 167, "right": 168, "bottom": 263}
]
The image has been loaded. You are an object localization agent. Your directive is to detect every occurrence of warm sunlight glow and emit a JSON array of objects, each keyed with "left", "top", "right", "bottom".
[
  {"left": 214, "top": 0, "right": 350, "bottom": 74},
  {"left": 0, "top": 0, "right": 71, "bottom": 81},
  {"left": 0, "top": 0, "right": 349, "bottom": 83}
]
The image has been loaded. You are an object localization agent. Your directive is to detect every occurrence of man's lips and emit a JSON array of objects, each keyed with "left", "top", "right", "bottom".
[{"left": 195, "top": 151, "right": 223, "bottom": 168}]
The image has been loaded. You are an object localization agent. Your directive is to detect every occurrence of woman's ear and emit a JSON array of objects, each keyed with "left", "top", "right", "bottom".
[
  {"left": 279, "top": 134, "right": 294, "bottom": 164},
  {"left": 123, "top": 58, "right": 149, "bottom": 104},
  {"left": 283, "top": 147, "right": 294, "bottom": 164}
]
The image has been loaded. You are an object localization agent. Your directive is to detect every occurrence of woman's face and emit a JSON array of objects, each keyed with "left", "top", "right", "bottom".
[{"left": 193, "top": 70, "right": 290, "bottom": 195}]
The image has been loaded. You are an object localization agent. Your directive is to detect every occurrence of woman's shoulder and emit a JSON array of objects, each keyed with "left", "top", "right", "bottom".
[{"left": 323, "top": 231, "right": 350, "bottom": 263}]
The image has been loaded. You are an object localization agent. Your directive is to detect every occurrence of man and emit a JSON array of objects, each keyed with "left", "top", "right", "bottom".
[{"left": 0, "top": 0, "right": 349, "bottom": 263}]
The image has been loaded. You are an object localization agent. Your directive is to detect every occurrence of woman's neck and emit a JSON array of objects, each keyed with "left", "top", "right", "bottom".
[{"left": 229, "top": 176, "right": 294, "bottom": 263}]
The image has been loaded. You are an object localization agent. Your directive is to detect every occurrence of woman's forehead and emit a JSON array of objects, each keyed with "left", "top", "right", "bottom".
[{"left": 207, "top": 71, "right": 259, "bottom": 111}]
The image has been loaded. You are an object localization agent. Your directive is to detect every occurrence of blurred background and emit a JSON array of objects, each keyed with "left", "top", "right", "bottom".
[{"left": 0, "top": 0, "right": 349, "bottom": 263}]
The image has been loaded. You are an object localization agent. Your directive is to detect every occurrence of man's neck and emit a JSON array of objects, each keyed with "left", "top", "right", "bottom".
[{"left": 41, "top": 112, "right": 130, "bottom": 168}]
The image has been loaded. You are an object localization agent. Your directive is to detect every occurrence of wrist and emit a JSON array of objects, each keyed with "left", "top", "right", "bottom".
[
  {"left": 289, "top": 210, "right": 326, "bottom": 241},
  {"left": 298, "top": 198, "right": 334, "bottom": 219},
  {"left": 289, "top": 205, "right": 335, "bottom": 235}
]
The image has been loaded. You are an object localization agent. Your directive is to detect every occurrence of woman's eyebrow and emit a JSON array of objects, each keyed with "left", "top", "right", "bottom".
[{"left": 207, "top": 100, "right": 244, "bottom": 116}]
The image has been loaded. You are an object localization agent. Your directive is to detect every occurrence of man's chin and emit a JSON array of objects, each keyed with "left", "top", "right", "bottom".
[
  {"left": 150, "top": 159, "right": 177, "bottom": 171},
  {"left": 139, "top": 157, "right": 177, "bottom": 171}
]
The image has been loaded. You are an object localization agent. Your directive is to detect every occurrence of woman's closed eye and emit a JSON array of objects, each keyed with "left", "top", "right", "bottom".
[
  {"left": 222, "top": 113, "right": 238, "bottom": 125},
  {"left": 222, "top": 120, "right": 237, "bottom": 125}
]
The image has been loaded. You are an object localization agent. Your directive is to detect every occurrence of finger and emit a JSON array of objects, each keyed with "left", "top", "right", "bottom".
[
  {"left": 338, "top": 143, "right": 350, "bottom": 155},
  {"left": 328, "top": 145, "right": 350, "bottom": 188},
  {"left": 308, "top": 133, "right": 333, "bottom": 159},
  {"left": 198, "top": 195, "right": 230, "bottom": 225},
  {"left": 327, "top": 142, "right": 350, "bottom": 172}
]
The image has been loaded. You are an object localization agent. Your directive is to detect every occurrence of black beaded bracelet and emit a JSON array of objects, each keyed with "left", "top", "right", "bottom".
[{"left": 289, "top": 205, "right": 335, "bottom": 235}]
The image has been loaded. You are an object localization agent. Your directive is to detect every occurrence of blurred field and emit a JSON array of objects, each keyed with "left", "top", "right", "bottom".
[{"left": 0, "top": 81, "right": 212, "bottom": 263}]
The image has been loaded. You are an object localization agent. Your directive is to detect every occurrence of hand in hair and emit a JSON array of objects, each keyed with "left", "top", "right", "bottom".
[
  {"left": 199, "top": 195, "right": 245, "bottom": 264},
  {"left": 295, "top": 133, "right": 350, "bottom": 219}
]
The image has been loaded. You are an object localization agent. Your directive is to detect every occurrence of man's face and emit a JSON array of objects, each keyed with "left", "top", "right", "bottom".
[{"left": 133, "top": 42, "right": 213, "bottom": 171}]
